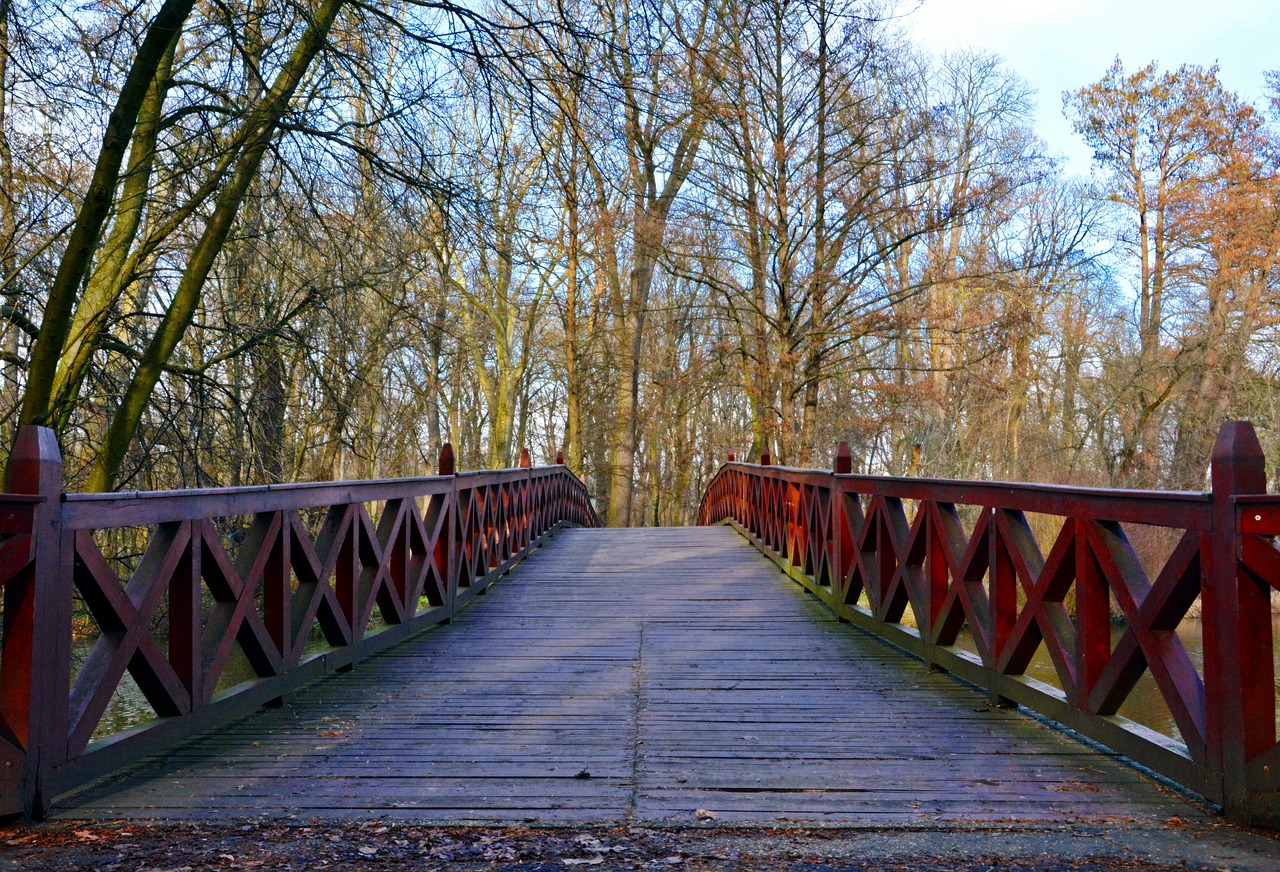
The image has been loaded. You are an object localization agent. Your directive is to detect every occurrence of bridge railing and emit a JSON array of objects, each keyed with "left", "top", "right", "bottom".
[
  {"left": 0, "top": 427, "right": 598, "bottom": 819},
  {"left": 698, "top": 422, "right": 1279, "bottom": 826}
]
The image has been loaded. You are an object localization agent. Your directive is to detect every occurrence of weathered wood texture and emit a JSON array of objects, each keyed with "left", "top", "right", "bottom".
[
  {"left": 0, "top": 428, "right": 597, "bottom": 819},
  {"left": 698, "top": 422, "right": 1280, "bottom": 826},
  {"left": 57, "top": 527, "right": 1205, "bottom": 825}
]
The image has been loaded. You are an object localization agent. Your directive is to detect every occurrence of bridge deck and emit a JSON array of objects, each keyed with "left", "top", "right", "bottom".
[{"left": 57, "top": 526, "right": 1207, "bottom": 824}]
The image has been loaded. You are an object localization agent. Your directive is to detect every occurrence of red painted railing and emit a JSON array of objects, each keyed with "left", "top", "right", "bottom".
[
  {"left": 0, "top": 427, "right": 598, "bottom": 819},
  {"left": 698, "top": 422, "right": 1280, "bottom": 825}
]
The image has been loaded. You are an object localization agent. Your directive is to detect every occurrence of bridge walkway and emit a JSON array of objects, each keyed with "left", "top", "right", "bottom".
[{"left": 54, "top": 526, "right": 1206, "bottom": 824}]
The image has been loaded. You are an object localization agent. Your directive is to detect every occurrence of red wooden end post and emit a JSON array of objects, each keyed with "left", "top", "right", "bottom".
[
  {"left": 1208, "top": 424, "right": 1273, "bottom": 816},
  {"left": 3, "top": 426, "right": 70, "bottom": 819},
  {"left": 556, "top": 451, "right": 565, "bottom": 465},
  {"left": 1205, "top": 421, "right": 1271, "bottom": 822},
  {"left": 437, "top": 443, "right": 457, "bottom": 614},
  {"left": 830, "top": 442, "right": 852, "bottom": 617},
  {"left": 437, "top": 443, "right": 456, "bottom": 476},
  {"left": 834, "top": 442, "right": 852, "bottom": 475},
  {"left": 517, "top": 448, "right": 532, "bottom": 550},
  {"left": 728, "top": 451, "right": 735, "bottom": 462},
  {"left": 761, "top": 447, "right": 772, "bottom": 466}
]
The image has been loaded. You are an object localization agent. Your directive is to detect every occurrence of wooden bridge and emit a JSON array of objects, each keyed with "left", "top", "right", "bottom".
[{"left": 1, "top": 423, "right": 1279, "bottom": 828}]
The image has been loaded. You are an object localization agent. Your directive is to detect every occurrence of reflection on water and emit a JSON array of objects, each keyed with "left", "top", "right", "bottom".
[
  {"left": 76, "top": 639, "right": 261, "bottom": 742},
  {"left": 956, "top": 616, "right": 1280, "bottom": 744},
  {"left": 79, "top": 609, "right": 400, "bottom": 742}
]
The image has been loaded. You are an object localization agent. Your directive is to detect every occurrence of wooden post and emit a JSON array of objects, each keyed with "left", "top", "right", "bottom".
[
  {"left": 2, "top": 426, "right": 69, "bottom": 819},
  {"left": 437, "top": 443, "right": 455, "bottom": 477},
  {"left": 834, "top": 442, "right": 851, "bottom": 475},
  {"left": 556, "top": 451, "right": 565, "bottom": 465},
  {"left": 518, "top": 449, "right": 532, "bottom": 550},
  {"left": 829, "top": 442, "right": 852, "bottom": 607},
  {"left": 728, "top": 451, "right": 735, "bottom": 462},
  {"left": 438, "top": 443, "right": 457, "bottom": 613},
  {"left": 1205, "top": 421, "right": 1271, "bottom": 823},
  {"left": 761, "top": 447, "right": 772, "bottom": 466}
]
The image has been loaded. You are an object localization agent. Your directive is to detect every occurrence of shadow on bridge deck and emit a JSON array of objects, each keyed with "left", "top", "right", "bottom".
[{"left": 55, "top": 526, "right": 1213, "bottom": 826}]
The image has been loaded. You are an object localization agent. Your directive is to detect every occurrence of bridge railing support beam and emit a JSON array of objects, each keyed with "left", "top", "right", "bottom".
[
  {"left": 2, "top": 426, "right": 70, "bottom": 820},
  {"left": 0, "top": 431, "right": 598, "bottom": 821},
  {"left": 699, "top": 422, "right": 1280, "bottom": 827},
  {"left": 1206, "top": 421, "right": 1276, "bottom": 824}
]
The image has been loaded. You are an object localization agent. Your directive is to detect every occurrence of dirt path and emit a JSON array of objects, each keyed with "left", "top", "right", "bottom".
[{"left": 3, "top": 818, "right": 1279, "bottom": 871}]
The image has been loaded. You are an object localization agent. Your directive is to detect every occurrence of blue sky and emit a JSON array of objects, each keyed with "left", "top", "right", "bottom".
[{"left": 895, "top": 0, "right": 1280, "bottom": 176}]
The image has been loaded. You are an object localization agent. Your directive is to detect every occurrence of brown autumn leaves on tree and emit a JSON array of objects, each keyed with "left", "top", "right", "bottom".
[
  {"left": 1065, "top": 58, "right": 1280, "bottom": 489},
  {"left": 1, "top": 0, "right": 1278, "bottom": 523}
]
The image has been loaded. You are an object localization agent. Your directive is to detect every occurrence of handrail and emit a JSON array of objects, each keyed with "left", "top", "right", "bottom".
[
  {"left": 698, "top": 422, "right": 1279, "bottom": 827},
  {"left": 0, "top": 427, "right": 599, "bottom": 819}
]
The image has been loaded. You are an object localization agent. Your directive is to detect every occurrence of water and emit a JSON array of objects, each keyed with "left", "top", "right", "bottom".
[
  {"left": 956, "top": 616, "right": 1280, "bottom": 745},
  {"left": 76, "top": 639, "right": 264, "bottom": 743}
]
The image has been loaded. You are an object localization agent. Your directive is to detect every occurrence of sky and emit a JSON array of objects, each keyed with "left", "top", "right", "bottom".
[{"left": 894, "top": 0, "right": 1280, "bottom": 176}]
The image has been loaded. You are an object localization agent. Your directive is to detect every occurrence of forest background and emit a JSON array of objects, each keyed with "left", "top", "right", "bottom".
[{"left": 2, "top": 0, "right": 1279, "bottom": 527}]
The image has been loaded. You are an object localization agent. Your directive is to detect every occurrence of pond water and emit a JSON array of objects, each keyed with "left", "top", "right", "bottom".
[
  {"left": 79, "top": 638, "right": 274, "bottom": 742},
  {"left": 954, "top": 615, "right": 1280, "bottom": 744},
  {"left": 78, "top": 613, "right": 400, "bottom": 743}
]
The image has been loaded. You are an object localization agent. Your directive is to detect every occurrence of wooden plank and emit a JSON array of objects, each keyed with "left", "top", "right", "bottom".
[{"left": 54, "top": 526, "right": 1211, "bottom": 825}]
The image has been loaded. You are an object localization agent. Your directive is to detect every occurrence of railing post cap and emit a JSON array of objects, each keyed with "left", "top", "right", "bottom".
[
  {"left": 438, "top": 442, "right": 456, "bottom": 476},
  {"left": 556, "top": 450, "right": 565, "bottom": 465},
  {"left": 1211, "top": 421, "right": 1264, "bottom": 495},
  {"left": 519, "top": 448, "right": 531, "bottom": 469},
  {"left": 834, "top": 441, "right": 852, "bottom": 475},
  {"left": 728, "top": 451, "right": 735, "bottom": 462},
  {"left": 6, "top": 425, "right": 62, "bottom": 495},
  {"left": 760, "top": 447, "right": 771, "bottom": 466}
]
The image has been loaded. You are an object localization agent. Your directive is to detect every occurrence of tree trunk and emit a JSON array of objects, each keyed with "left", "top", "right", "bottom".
[
  {"left": 250, "top": 337, "right": 286, "bottom": 482},
  {"left": 18, "top": 0, "right": 195, "bottom": 430},
  {"left": 87, "top": 0, "right": 346, "bottom": 490},
  {"left": 0, "top": 0, "right": 17, "bottom": 420},
  {"left": 49, "top": 34, "right": 179, "bottom": 431}
]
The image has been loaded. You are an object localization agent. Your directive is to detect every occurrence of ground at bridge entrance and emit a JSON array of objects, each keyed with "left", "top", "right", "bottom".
[
  {"left": 6, "top": 527, "right": 1280, "bottom": 868},
  {"left": 2, "top": 819, "right": 1280, "bottom": 870}
]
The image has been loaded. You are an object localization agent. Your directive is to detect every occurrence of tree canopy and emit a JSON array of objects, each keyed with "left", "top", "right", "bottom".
[{"left": 2, "top": 1, "right": 1278, "bottom": 517}]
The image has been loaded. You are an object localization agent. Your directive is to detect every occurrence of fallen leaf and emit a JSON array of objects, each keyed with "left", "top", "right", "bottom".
[
  {"left": 358, "top": 845, "right": 378, "bottom": 856},
  {"left": 563, "top": 857, "right": 604, "bottom": 866},
  {"left": 694, "top": 808, "right": 718, "bottom": 821}
]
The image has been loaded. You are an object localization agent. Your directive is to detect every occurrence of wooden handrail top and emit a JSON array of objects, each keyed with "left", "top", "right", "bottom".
[
  {"left": 455, "top": 465, "right": 571, "bottom": 485},
  {"left": 1233, "top": 493, "right": 1280, "bottom": 505},
  {"left": 61, "top": 465, "right": 576, "bottom": 531},
  {"left": 65, "top": 475, "right": 450, "bottom": 502},
  {"left": 719, "top": 461, "right": 1215, "bottom": 530},
  {"left": 0, "top": 498, "right": 41, "bottom": 535}
]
